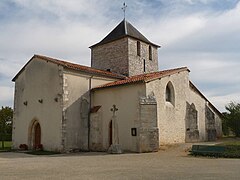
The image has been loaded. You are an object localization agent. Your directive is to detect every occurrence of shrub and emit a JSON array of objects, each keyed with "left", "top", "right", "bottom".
[
  {"left": 35, "top": 144, "right": 43, "bottom": 151},
  {"left": 19, "top": 144, "right": 28, "bottom": 150}
]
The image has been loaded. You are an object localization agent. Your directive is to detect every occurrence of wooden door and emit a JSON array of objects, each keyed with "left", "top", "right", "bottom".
[{"left": 34, "top": 123, "right": 41, "bottom": 148}]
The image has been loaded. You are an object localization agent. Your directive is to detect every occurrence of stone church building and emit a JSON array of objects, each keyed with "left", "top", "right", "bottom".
[{"left": 12, "top": 19, "right": 222, "bottom": 153}]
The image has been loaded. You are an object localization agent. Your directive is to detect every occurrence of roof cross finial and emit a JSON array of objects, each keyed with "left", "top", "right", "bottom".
[{"left": 121, "top": 2, "right": 127, "bottom": 20}]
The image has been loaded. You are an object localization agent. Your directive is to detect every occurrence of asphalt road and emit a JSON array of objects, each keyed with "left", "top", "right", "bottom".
[{"left": 0, "top": 145, "right": 240, "bottom": 180}]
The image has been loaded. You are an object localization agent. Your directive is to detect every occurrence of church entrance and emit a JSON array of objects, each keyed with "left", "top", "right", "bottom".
[
  {"left": 28, "top": 120, "right": 41, "bottom": 149},
  {"left": 34, "top": 123, "right": 41, "bottom": 148},
  {"left": 109, "top": 120, "right": 112, "bottom": 146}
]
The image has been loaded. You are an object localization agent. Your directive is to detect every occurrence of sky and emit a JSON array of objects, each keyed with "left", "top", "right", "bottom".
[{"left": 0, "top": 0, "right": 240, "bottom": 112}]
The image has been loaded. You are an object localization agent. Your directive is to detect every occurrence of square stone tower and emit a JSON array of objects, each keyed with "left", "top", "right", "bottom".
[{"left": 90, "top": 19, "right": 160, "bottom": 77}]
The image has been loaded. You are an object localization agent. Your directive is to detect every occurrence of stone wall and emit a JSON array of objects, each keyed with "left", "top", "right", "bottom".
[
  {"left": 91, "top": 37, "right": 159, "bottom": 77},
  {"left": 128, "top": 38, "right": 159, "bottom": 76},
  {"left": 188, "top": 84, "right": 223, "bottom": 141},
  {"left": 91, "top": 38, "right": 129, "bottom": 76},
  {"left": 90, "top": 83, "right": 146, "bottom": 152},
  {"left": 12, "top": 57, "right": 63, "bottom": 152},
  {"left": 146, "top": 70, "right": 189, "bottom": 145},
  {"left": 89, "top": 108, "right": 103, "bottom": 151},
  {"left": 188, "top": 85, "right": 208, "bottom": 141},
  {"left": 137, "top": 95, "right": 159, "bottom": 152},
  {"left": 215, "top": 114, "right": 223, "bottom": 138},
  {"left": 205, "top": 105, "right": 216, "bottom": 141},
  {"left": 62, "top": 72, "right": 90, "bottom": 151},
  {"left": 185, "top": 102, "right": 199, "bottom": 142},
  {"left": 62, "top": 70, "right": 118, "bottom": 152}
]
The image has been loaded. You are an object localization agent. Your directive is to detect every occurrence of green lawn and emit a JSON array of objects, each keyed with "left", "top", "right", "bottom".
[
  {"left": 218, "top": 141, "right": 240, "bottom": 146},
  {"left": 216, "top": 140, "right": 240, "bottom": 158},
  {"left": 0, "top": 141, "right": 12, "bottom": 151}
]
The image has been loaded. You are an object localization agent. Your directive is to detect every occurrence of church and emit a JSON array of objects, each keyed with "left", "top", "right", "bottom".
[{"left": 12, "top": 19, "right": 222, "bottom": 153}]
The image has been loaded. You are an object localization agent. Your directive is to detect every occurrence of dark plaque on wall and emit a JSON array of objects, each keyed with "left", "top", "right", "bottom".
[{"left": 131, "top": 128, "right": 137, "bottom": 136}]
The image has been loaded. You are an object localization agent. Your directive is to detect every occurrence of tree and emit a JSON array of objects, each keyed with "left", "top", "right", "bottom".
[
  {"left": 224, "top": 102, "right": 240, "bottom": 137},
  {"left": 0, "top": 106, "right": 13, "bottom": 149}
]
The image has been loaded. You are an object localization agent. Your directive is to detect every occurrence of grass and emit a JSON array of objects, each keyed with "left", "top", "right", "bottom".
[
  {"left": 190, "top": 138, "right": 240, "bottom": 158},
  {"left": 0, "top": 141, "right": 12, "bottom": 152},
  {"left": 216, "top": 140, "right": 240, "bottom": 158},
  {"left": 217, "top": 141, "right": 240, "bottom": 146}
]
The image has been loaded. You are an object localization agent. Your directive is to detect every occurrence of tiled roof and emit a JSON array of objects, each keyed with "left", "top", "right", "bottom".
[
  {"left": 90, "top": 19, "right": 160, "bottom": 48},
  {"left": 12, "top": 55, "right": 126, "bottom": 81},
  {"left": 94, "top": 67, "right": 189, "bottom": 89}
]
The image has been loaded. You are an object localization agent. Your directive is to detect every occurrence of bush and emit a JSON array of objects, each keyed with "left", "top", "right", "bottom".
[
  {"left": 19, "top": 144, "right": 28, "bottom": 150},
  {"left": 224, "top": 102, "right": 240, "bottom": 137},
  {"left": 34, "top": 144, "right": 43, "bottom": 151},
  {"left": 0, "top": 134, "right": 12, "bottom": 141}
]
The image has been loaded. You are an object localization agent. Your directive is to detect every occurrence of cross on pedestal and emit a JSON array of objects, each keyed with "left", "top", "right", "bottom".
[
  {"left": 110, "top": 104, "right": 118, "bottom": 117},
  {"left": 108, "top": 104, "right": 123, "bottom": 154}
]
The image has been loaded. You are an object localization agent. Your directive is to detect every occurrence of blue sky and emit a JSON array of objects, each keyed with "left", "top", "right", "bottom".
[{"left": 0, "top": 0, "right": 240, "bottom": 111}]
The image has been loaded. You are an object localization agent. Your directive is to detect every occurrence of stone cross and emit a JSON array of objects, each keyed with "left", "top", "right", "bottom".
[
  {"left": 110, "top": 104, "right": 118, "bottom": 117},
  {"left": 121, "top": 2, "right": 127, "bottom": 20},
  {"left": 108, "top": 104, "right": 122, "bottom": 153}
]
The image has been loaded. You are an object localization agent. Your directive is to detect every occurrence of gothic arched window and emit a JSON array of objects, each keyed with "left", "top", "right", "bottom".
[{"left": 165, "top": 82, "right": 175, "bottom": 105}]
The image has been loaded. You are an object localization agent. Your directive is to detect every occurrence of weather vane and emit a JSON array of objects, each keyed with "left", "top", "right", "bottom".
[{"left": 122, "top": 2, "right": 127, "bottom": 20}]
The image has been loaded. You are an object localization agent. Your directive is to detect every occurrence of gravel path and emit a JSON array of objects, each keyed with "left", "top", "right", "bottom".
[{"left": 0, "top": 144, "right": 239, "bottom": 180}]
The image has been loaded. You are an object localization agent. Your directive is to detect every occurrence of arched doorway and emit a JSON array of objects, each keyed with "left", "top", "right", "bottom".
[
  {"left": 34, "top": 123, "right": 41, "bottom": 148},
  {"left": 109, "top": 120, "right": 112, "bottom": 147}
]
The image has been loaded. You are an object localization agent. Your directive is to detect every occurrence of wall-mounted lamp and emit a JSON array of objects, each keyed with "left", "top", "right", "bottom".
[
  {"left": 54, "top": 97, "right": 58, "bottom": 102},
  {"left": 38, "top": 99, "right": 43, "bottom": 103},
  {"left": 23, "top": 101, "right": 28, "bottom": 106}
]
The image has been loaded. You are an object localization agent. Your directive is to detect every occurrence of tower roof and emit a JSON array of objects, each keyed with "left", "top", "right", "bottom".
[{"left": 90, "top": 19, "right": 160, "bottom": 48}]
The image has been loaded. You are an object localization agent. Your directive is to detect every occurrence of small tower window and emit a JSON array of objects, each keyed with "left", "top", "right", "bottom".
[
  {"left": 165, "top": 81, "right": 175, "bottom": 105},
  {"left": 137, "top": 41, "right": 141, "bottom": 56},
  {"left": 143, "top": 59, "right": 146, "bottom": 72},
  {"left": 149, "top": 46, "right": 152, "bottom": 60}
]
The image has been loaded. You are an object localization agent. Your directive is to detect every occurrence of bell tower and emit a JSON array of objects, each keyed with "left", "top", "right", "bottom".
[{"left": 90, "top": 19, "right": 160, "bottom": 77}]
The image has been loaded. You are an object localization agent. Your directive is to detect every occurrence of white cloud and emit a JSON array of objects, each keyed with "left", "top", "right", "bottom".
[
  {"left": 210, "top": 93, "right": 240, "bottom": 112},
  {"left": 0, "top": 86, "right": 14, "bottom": 102},
  {"left": 0, "top": 0, "right": 240, "bottom": 111}
]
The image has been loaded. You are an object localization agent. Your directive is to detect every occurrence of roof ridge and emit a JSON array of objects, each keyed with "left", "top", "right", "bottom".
[
  {"left": 93, "top": 67, "right": 189, "bottom": 89},
  {"left": 12, "top": 54, "right": 126, "bottom": 81},
  {"left": 90, "top": 20, "right": 160, "bottom": 48},
  {"left": 125, "top": 67, "right": 189, "bottom": 79},
  {"left": 34, "top": 54, "right": 126, "bottom": 78},
  {"left": 124, "top": 19, "right": 128, "bottom": 34}
]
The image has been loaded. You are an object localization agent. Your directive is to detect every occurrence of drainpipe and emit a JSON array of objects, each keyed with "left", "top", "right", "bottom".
[{"left": 88, "top": 76, "right": 93, "bottom": 151}]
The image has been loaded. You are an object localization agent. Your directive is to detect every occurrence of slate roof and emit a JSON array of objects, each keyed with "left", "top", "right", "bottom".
[
  {"left": 93, "top": 67, "right": 189, "bottom": 89},
  {"left": 90, "top": 19, "right": 160, "bottom": 48},
  {"left": 12, "top": 55, "right": 126, "bottom": 81}
]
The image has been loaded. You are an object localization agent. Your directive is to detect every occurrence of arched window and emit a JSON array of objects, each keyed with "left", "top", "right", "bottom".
[
  {"left": 166, "top": 86, "right": 171, "bottom": 102},
  {"left": 165, "top": 82, "right": 175, "bottom": 105}
]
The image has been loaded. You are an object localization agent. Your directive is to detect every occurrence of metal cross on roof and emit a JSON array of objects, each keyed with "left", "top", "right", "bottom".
[{"left": 121, "top": 2, "right": 127, "bottom": 20}]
